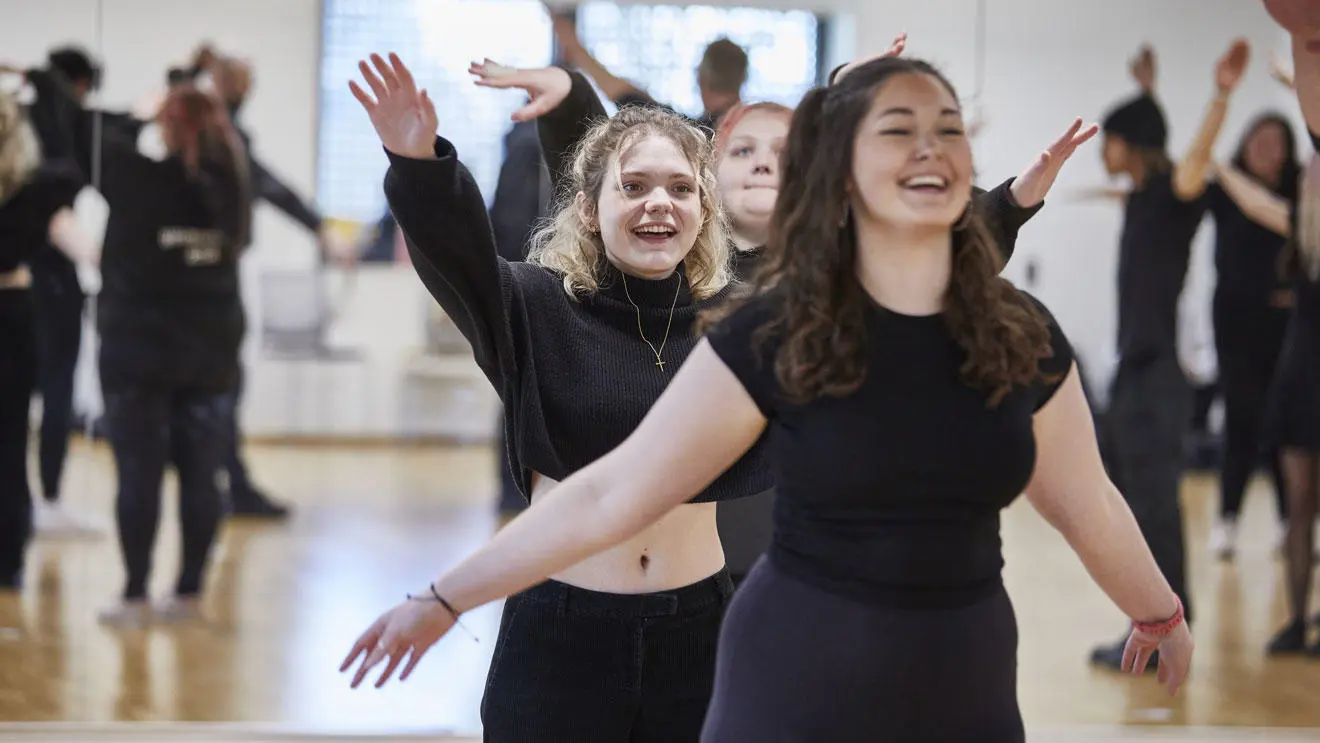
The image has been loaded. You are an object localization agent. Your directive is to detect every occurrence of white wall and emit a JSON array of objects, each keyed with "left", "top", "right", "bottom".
[{"left": 3, "top": 0, "right": 1310, "bottom": 436}]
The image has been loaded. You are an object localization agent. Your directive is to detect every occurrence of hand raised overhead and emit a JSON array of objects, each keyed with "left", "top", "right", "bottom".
[
  {"left": 1010, "top": 117, "right": 1101, "bottom": 208},
  {"left": 1215, "top": 38, "right": 1251, "bottom": 93},
  {"left": 349, "top": 52, "right": 438, "bottom": 160},
  {"left": 468, "top": 59, "right": 573, "bottom": 122}
]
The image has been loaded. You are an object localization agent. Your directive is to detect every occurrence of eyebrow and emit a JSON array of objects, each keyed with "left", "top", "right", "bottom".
[
  {"left": 877, "top": 107, "right": 962, "bottom": 117},
  {"left": 620, "top": 170, "right": 695, "bottom": 180}
]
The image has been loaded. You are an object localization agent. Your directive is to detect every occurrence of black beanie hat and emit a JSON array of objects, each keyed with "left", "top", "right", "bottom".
[
  {"left": 1102, "top": 93, "right": 1167, "bottom": 151},
  {"left": 47, "top": 46, "right": 101, "bottom": 90}
]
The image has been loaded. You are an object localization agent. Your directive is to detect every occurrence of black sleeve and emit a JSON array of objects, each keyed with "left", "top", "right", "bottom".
[
  {"left": 537, "top": 68, "right": 610, "bottom": 198},
  {"left": 1021, "top": 292, "right": 1075, "bottom": 411},
  {"left": 973, "top": 178, "right": 1043, "bottom": 265},
  {"left": 249, "top": 155, "right": 323, "bottom": 232},
  {"left": 1310, "top": 128, "right": 1319, "bottom": 152},
  {"left": 704, "top": 292, "right": 783, "bottom": 418},
  {"left": 383, "top": 137, "right": 516, "bottom": 390}
]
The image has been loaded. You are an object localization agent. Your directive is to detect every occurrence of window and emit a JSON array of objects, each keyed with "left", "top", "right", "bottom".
[
  {"left": 574, "top": 3, "right": 823, "bottom": 118},
  {"left": 317, "top": 0, "right": 553, "bottom": 225}
]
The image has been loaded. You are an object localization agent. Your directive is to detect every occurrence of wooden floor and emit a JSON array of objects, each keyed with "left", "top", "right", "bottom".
[{"left": 1, "top": 440, "right": 1318, "bottom": 741}]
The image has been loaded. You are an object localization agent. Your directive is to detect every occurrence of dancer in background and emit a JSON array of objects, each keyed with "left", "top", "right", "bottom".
[
  {"left": 344, "top": 54, "right": 1191, "bottom": 743},
  {"left": 1217, "top": 9, "right": 1320, "bottom": 653},
  {"left": 1088, "top": 40, "right": 1247, "bottom": 671},
  {"left": 0, "top": 92, "right": 95, "bottom": 588},
  {"left": 176, "top": 45, "right": 357, "bottom": 520},
  {"left": 1204, "top": 111, "right": 1302, "bottom": 560}
]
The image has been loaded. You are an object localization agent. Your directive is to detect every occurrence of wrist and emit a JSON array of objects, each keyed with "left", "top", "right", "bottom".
[{"left": 1133, "top": 595, "right": 1184, "bottom": 636}]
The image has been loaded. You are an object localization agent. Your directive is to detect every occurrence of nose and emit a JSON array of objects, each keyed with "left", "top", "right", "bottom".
[
  {"left": 913, "top": 131, "right": 946, "bottom": 161},
  {"left": 644, "top": 188, "right": 674, "bottom": 214},
  {"left": 752, "top": 148, "right": 776, "bottom": 174}
]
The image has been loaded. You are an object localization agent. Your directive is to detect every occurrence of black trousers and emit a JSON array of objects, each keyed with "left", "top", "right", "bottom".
[
  {"left": 103, "top": 385, "right": 231, "bottom": 600},
  {"left": 0, "top": 291, "right": 37, "bottom": 580},
  {"left": 480, "top": 570, "right": 733, "bottom": 742},
  {"left": 1106, "top": 352, "right": 1193, "bottom": 623},
  {"left": 701, "top": 558, "right": 1023, "bottom": 742},
  {"left": 222, "top": 366, "right": 257, "bottom": 501},
  {"left": 30, "top": 268, "right": 83, "bottom": 502},
  {"left": 1213, "top": 291, "right": 1290, "bottom": 520}
]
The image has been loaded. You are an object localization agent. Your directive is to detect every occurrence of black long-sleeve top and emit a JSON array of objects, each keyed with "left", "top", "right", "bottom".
[
  {"left": 538, "top": 70, "right": 1042, "bottom": 282},
  {"left": 385, "top": 138, "right": 772, "bottom": 503}
]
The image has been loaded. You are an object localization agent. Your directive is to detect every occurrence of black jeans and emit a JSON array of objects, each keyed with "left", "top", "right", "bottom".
[
  {"left": 1106, "top": 352, "right": 1193, "bottom": 623},
  {"left": 0, "top": 291, "right": 37, "bottom": 580},
  {"left": 103, "top": 386, "right": 231, "bottom": 600},
  {"left": 1213, "top": 291, "right": 1290, "bottom": 520},
  {"left": 30, "top": 268, "right": 83, "bottom": 502},
  {"left": 480, "top": 570, "right": 733, "bottom": 742},
  {"left": 702, "top": 558, "right": 1023, "bottom": 743}
]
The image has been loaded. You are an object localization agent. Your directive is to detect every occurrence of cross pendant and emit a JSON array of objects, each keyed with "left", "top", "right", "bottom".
[{"left": 655, "top": 358, "right": 666, "bottom": 370}]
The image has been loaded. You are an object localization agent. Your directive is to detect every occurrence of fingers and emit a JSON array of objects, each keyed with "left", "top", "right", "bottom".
[
  {"left": 348, "top": 80, "right": 376, "bottom": 112},
  {"left": 420, "top": 89, "right": 438, "bottom": 127},
  {"left": 390, "top": 52, "right": 418, "bottom": 95},
  {"left": 370, "top": 53, "right": 401, "bottom": 92},
  {"left": 357, "top": 60, "right": 388, "bottom": 101},
  {"left": 1072, "top": 123, "right": 1100, "bottom": 147},
  {"left": 350, "top": 643, "right": 390, "bottom": 689},
  {"left": 886, "top": 31, "right": 908, "bottom": 57},
  {"left": 340, "top": 636, "right": 371, "bottom": 672},
  {"left": 399, "top": 643, "right": 433, "bottom": 682},
  {"left": 374, "top": 646, "right": 408, "bottom": 688}
]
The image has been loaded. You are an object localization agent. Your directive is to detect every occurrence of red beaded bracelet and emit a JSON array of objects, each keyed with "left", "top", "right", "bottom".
[{"left": 1132, "top": 596, "right": 1184, "bottom": 636}]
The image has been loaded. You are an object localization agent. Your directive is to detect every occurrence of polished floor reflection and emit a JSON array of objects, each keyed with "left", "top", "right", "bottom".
[{"left": 0, "top": 440, "right": 1318, "bottom": 738}]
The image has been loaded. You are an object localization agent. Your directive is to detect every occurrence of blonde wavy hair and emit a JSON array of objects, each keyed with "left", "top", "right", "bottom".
[
  {"left": 0, "top": 92, "right": 40, "bottom": 205},
  {"left": 527, "top": 105, "right": 732, "bottom": 300}
]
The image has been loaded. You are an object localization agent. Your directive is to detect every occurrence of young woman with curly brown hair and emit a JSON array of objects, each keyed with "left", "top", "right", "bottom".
[{"left": 343, "top": 54, "right": 1193, "bottom": 741}]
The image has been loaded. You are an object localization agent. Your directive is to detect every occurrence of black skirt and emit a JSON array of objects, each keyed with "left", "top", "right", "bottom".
[
  {"left": 701, "top": 557, "right": 1024, "bottom": 743},
  {"left": 1267, "top": 281, "right": 1320, "bottom": 452}
]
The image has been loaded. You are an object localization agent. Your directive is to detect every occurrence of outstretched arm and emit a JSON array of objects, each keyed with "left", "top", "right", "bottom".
[
  {"left": 551, "top": 14, "right": 652, "bottom": 106},
  {"left": 1173, "top": 39, "right": 1250, "bottom": 202},
  {"left": 1024, "top": 364, "right": 1192, "bottom": 694},
  {"left": 1211, "top": 162, "right": 1292, "bottom": 236},
  {"left": 342, "top": 342, "right": 768, "bottom": 687}
]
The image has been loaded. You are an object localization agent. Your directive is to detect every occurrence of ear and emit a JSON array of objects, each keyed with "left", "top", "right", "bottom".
[{"left": 574, "top": 191, "right": 596, "bottom": 232}]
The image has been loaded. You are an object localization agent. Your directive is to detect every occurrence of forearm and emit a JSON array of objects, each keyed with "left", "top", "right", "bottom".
[
  {"left": 1048, "top": 484, "right": 1180, "bottom": 623},
  {"left": 1216, "top": 164, "right": 1292, "bottom": 236},
  {"left": 1174, "top": 92, "right": 1230, "bottom": 199},
  {"left": 47, "top": 207, "right": 99, "bottom": 264},
  {"left": 977, "top": 178, "right": 1043, "bottom": 265},
  {"left": 432, "top": 465, "right": 667, "bottom": 614},
  {"left": 571, "top": 51, "right": 641, "bottom": 103}
]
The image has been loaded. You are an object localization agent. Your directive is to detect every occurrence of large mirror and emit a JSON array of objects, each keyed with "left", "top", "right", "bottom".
[{"left": 3, "top": 0, "right": 1317, "bottom": 738}]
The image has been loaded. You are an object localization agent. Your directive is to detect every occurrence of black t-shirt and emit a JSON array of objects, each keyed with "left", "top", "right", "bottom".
[
  {"left": 0, "top": 165, "right": 83, "bottom": 274},
  {"left": 1116, "top": 170, "right": 1207, "bottom": 363},
  {"left": 1207, "top": 181, "right": 1290, "bottom": 302},
  {"left": 705, "top": 286, "right": 1074, "bottom": 608}
]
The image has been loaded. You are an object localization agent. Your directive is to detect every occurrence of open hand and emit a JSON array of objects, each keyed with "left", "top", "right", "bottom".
[
  {"left": 1216, "top": 38, "right": 1251, "bottom": 92},
  {"left": 349, "top": 52, "right": 438, "bottom": 160},
  {"left": 469, "top": 59, "right": 572, "bottom": 122},
  {"left": 1009, "top": 118, "right": 1100, "bottom": 208},
  {"left": 340, "top": 597, "right": 456, "bottom": 689},
  {"left": 1130, "top": 46, "right": 1156, "bottom": 93},
  {"left": 1122, "top": 621, "right": 1193, "bottom": 696}
]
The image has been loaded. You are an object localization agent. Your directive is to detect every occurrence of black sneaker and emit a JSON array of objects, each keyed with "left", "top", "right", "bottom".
[
  {"left": 227, "top": 488, "right": 292, "bottom": 520},
  {"left": 1266, "top": 619, "right": 1309, "bottom": 655},
  {"left": 1089, "top": 636, "right": 1158, "bottom": 673}
]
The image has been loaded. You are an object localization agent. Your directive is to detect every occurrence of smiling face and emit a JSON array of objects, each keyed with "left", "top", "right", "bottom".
[
  {"left": 581, "top": 134, "right": 703, "bottom": 279},
  {"left": 717, "top": 108, "right": 790, "bottom": 239},
  {"left": 1241, "top": 119, "right": 1289, "bottom": 184},
  {"left": 848, "top": 72, "right": 973, "bottom": 234}
]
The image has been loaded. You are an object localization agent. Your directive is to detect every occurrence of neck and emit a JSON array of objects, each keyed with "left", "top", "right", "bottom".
[
  {"left": 1127, "top": 160, "right": 1148, "bottom": 189},
  {"left": 702, "top": 91, "right": 739, "bottom": 118},
  {"left": 731, "top": 221, "right": 768, "bottom": 252},
  {"left": 853, "top": 219, "right": 951, "bottom": 317}
]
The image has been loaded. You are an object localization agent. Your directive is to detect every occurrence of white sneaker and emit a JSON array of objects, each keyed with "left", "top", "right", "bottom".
[
  {"left": 153, "top": 596, "right": 204, "bottom": 624},
  {"left": 97, "top": 600, "right": 151, "bottom": 629},
  {"left": 33, "top": 500, "right": 105, "bottom": 538},
  {"left": 1208, "top": 518, "right": 1237, "bottom": 561}
]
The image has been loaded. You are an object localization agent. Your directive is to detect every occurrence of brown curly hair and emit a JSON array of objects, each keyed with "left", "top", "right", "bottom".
[
  {"left": 528, "top": 105, "right": 732, "bottom": 300},
  {"left": 704, "top": 56, "right": 1056, "bottom": 407}
]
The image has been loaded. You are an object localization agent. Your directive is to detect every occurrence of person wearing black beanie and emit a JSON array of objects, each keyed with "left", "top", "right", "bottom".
[{"left": 1087, "top": 40, "right": 1249, "bottom": 673}]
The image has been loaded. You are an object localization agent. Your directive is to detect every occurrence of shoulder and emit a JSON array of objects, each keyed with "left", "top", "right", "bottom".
[
  {"left": 507, "top": 260, "right": 574, "bottom": 306},
  {"left": 702, "top": 286, "right": 785, "bottom": 415},
  {"left": 1014, "top": 289, "right": 1075, "bottom": 407}
]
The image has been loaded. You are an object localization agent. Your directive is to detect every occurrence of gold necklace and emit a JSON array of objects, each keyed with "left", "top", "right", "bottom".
[{"left": 622, "top": 273, "right": 682, "bottom": 371}]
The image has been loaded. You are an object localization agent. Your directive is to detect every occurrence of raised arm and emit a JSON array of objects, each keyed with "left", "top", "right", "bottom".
[
  {"left": 352, "top": 53, "right": 514, "bottom": 388},
  {"left": 1172, "top": 39, "right": 1250, "bottom": 202},
  {"left": 1024, "top": 364, "right": 1193, "bottom": 694},
  {"left": 1211, "top": 162, "right": 1292, "bottom": 237},
  {"left": 342, "top": 340, "right": 768, "bottom": 687},
  {"left": 1291, "top": 33, "right": 1320, "bottom": 135},
  {"left": 552, "top": 15, "right": 653, "bottom": 107}
]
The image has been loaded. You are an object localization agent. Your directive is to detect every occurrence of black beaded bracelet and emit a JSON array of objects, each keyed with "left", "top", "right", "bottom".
[{"left": 406, "top": 583, "right": 461, "bottom": 619}]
